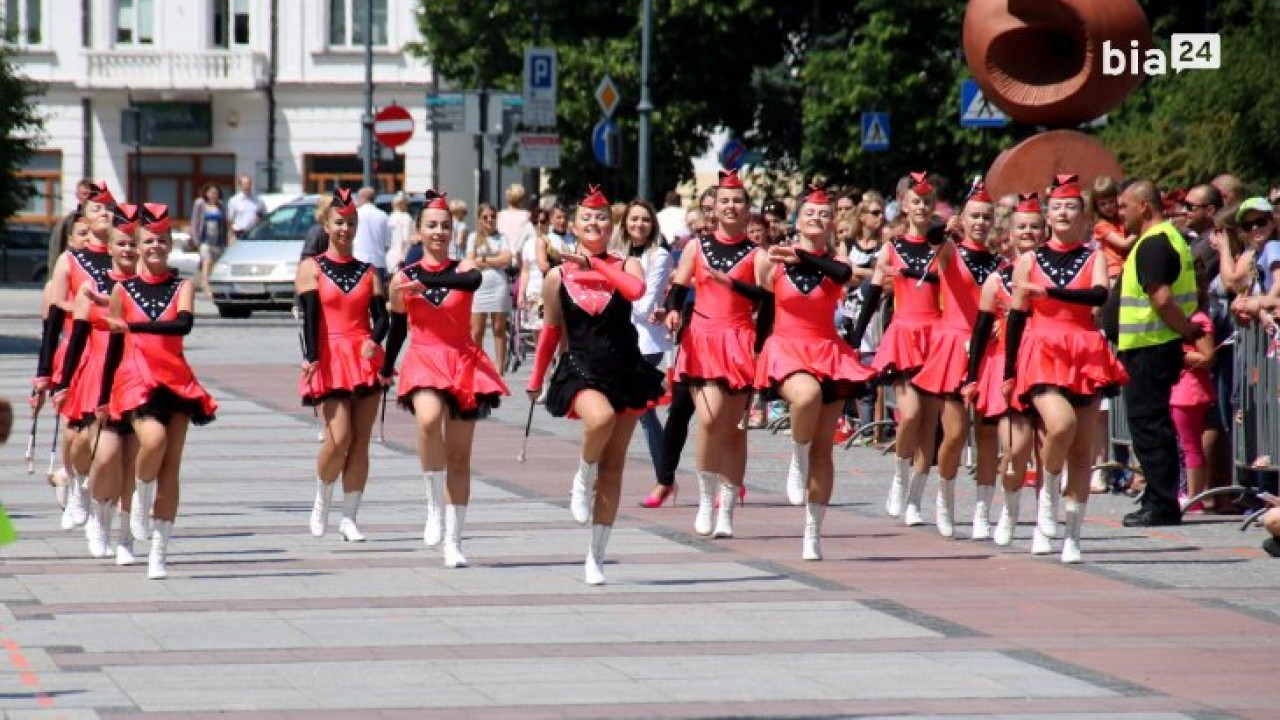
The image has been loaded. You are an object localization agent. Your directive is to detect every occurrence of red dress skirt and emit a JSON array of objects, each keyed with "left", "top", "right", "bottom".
[
  {"left": 674, "top": 233, "right": 758, "bottom": 391},
  {"left": 395, "top": 260, "right": 509, "bottom": 419},
  {"left": 300, "top": 253, "right": 385, "bottom": 405},
  {"left": 754, "top": 260, "right": 873, "bottom": 401},
  {"left": 871, "top": 236, "right": 941, "bottom": 381}
]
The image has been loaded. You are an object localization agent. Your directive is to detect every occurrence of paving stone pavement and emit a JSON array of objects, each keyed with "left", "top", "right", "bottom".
[{"left": 0, "top": 288, "right": 1277, "bottom": 718}]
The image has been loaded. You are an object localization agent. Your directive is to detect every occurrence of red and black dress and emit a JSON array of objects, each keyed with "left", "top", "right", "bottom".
[
  {"left": 298, "top": 252, "right": 386, "bottom": 405},
  {"left": 39, "top": 243, "right": 114, "bottom": 426},
  {"left": 382, "top": 259, "right": 509, "bottom": 419},
  {"left": 913, "top": 239, "right": 1003, "bottom": 396},
  {"left": 545, "top": 255, "right": 665, "bottom": 417},
  {"left": 1009, "top": 241, "right": 1128, "bottom": 406},
  {"left": 870, "top": 235, "right": 942, "bottom": 381},
  {"left": 102, "top": 272, "right": 216, "bottom": 425},
  {"left": 673, "top": 233, "right": 759, "bottom": 391},
  {"left": 966, "top": 266, "right": 1018, "bottom": 420},
  {"left": 754, "top": 256, "right": 874, "bottom": 402},
  {"left": 55, "top": 265, "right": 130, "bottom": 430}
]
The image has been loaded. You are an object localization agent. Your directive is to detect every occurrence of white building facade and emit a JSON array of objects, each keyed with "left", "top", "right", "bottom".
[{"left": 10, "top": 0, "right": 440, "bottom": 228}]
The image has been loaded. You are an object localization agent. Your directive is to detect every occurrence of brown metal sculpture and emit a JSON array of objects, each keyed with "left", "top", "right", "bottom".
[{"left": 963, "top": 0, "right": 1152, "bottom": 197}]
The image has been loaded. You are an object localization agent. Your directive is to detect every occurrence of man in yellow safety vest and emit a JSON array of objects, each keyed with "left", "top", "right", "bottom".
[{"left": 1114, "top": 180, "right": 1203, "bottom": 527}]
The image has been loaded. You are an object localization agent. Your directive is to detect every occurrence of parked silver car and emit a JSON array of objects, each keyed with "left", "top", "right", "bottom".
[{"left": 209, "top": 194, "right": 421, "bottom": 318}]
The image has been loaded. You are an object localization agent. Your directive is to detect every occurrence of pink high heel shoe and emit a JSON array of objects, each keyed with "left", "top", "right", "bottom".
[{"left": 639, "top": 483, "right": 678, "bottom": 508}]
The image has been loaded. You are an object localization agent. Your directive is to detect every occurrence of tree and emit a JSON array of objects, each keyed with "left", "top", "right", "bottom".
[
  {"left": 1101, "top": 0, "right": 1280, "bottom": 190},
  {"left": 410, "top": 0, "right": 795, "bottom": 201},
  {"left": 0, "top": 44, "right": 43, "bottom": 224}
]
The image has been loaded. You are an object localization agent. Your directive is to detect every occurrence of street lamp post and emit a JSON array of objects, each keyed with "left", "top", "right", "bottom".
[
  {"left": 361, "top": 0, "right": 375, "bottom": 188},
  {"left": 637, "top": 0, "right": 654, "bottom": 201}
]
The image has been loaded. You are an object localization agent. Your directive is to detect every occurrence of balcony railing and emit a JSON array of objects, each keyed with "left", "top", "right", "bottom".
[{"left": 83, "top": 49, "right": 267, "bottom": 90}]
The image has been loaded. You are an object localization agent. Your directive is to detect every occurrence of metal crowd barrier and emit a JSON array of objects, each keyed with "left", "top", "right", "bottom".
[
  {"left": 1185, "top": 321, "right": 1279, "bottom": 527},
  {"left": 1233, "top": 323, "right": 1280, "bottom": 475}
]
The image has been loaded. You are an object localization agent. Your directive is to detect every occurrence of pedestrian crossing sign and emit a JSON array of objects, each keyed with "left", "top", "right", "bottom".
[
  {"left": 861, "top": 112, "right": 890, "bottom": 152},
  {"left": 960, "top": 80, "right": 1009, "bottom": 128}
]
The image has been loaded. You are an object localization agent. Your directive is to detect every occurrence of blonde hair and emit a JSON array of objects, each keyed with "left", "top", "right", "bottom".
[
  {"left": 504, "top": 184, "right": 527, "bottom": 209},
  {"left": 449, "top": 199, "right": 468, "bottom": 220},
  {"left": 314, "top": 195, "right": 334, "bottom": 222}
]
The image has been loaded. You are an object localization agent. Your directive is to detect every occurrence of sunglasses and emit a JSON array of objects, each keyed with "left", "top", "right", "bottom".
[
  {"left": 1241, "top": 217, "right": 1272, "bottom": 232},
  {"left": 1183, "top": 202, "right": 1214, "bottom": 211},
  {"left": 863, "top": 209, "right": 883, "bottom": 216}
]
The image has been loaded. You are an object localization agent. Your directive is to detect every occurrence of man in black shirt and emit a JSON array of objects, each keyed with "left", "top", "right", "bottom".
[{"left": 1114, "top": 180, "right": 1203, "bottom": 527}]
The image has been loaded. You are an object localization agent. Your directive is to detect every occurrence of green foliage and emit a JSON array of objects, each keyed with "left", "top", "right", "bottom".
[
  {"left": 1102, "top": 0, "right": 1280, "bottom": 190},
  {"left": 0, "top": 44, "right": 43, "bottom": 224},
  {"left": 410, "top": 0, "right": 792, "bottom": 200}
]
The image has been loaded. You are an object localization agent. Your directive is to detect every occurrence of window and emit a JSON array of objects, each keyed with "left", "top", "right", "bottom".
[
  {"left": 115, "top": 0, "right": 154, "bottom": 45},
  {"left": 2, "top": 0, "right": 43, "bottom": 45},
  {"left": 212, "top": 0, "right": 249, "bottom": 47},
  {"left": 14, "top": 151, "right": 61, "bottom": 226},
  {"left": 304, "top": 154, "right": 401, "bottom": 195},
  {"left": 329, "top": 0, "right": 387, "bottom": 48},
  {"left": 129, "top": 153, "right": 235, "bottom": 224}
]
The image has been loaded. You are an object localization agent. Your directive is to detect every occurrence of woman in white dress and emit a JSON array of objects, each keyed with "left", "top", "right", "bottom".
[{"left": 466, "top": 203, "right": 514, "bottom": 374}]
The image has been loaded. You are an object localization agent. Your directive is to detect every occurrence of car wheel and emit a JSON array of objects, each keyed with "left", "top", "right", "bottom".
[{"left": 216, "top": 305, "right": 253, "bottom": 319}]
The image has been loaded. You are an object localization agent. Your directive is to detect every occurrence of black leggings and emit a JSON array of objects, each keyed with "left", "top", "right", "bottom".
[{"left": 657, "top": 381, "right": 695, "bottom": 486}]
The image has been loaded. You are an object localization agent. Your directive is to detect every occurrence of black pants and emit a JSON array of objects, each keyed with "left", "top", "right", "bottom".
[
  {"left": 1120, "top": 340, "right": 1184, "bottom": 515},
  {"left": 657, "top": 382, "right": 695, "bottom": 486}
]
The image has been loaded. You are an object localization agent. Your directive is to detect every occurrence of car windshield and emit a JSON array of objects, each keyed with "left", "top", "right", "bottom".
[{"left": 241, "top": 203, "right": 316, "bottom": 241}]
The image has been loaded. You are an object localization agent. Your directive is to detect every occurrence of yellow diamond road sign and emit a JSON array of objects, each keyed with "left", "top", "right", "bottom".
[{"left": 595, "top": 75, "right": 620, "bottom": 118}]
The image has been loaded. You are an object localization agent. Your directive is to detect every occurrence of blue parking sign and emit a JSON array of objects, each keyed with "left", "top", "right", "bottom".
[{"left": 861, "top": 112, "right": 890, "bottom": 152}]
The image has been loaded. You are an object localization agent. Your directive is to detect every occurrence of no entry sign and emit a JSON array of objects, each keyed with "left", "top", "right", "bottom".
[{"left": 374, "top": 104, "right": 414, "bottom": 148}]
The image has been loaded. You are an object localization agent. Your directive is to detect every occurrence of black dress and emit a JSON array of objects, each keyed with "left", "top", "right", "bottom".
[{"left": 545, "top": 259, "right": 665, "bottom": 417}]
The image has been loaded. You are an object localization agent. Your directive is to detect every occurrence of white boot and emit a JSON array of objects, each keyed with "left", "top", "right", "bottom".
[
  {"left": 1037, "top": 470, "right": 1062, "bottom": 538},
  {"left": 115, "top": 511, "right": 136, "bottom": 566},
  {"left": 936, "top": 478, "right": 955, "bottom": 538},
  {"left": 130, "top": 478, "right": 154, "bottom": 540},
  {"left": 61, "top": 473, "right": 88, "bottom": 530},
  {"left": 1030, "top": 527, "right": 1053, "bottom": 555},
  {"left": 971, "top": 484, "right": 994, "bottom": 541},
  {"left": 423, "top": 471, "right": 443, "bottom": 547},
  {"left": 52, "top": 468, "right": 69, "bottom": 509},
  {"left": 148, "top": 520, "right": 173, "bottom": 579},
  {"left": 803, "top": 503, "right": 826, "bottom": 561},
  {"left": 694, "top": 470, "right": 718, "bottom": 536},
  {"left": 585, "top": 524, "right": 611, "bottom": 585},
  {"left": 994, "top": 488, "right": 1021, "bottom": 546},
  {"left": 712, "top": 482, "right": 738, "bottom": 538},
  {"left": 903, "top": 470, "right": 929, "bottom": 527},
  {"left": 309, "top": 479, "right": 335, "bottom": 537},
  {"left": 786, "top": 441, "right": 810, "bottom": 506},
  {"left": 570, "top": 458, "right": 598, "bottom": 525},
  {"left": 86, "top": 500, "right": 113, "bottom": 558},
  {"left": 886, "top": 456, "right": 910, "bottom": 517},
  {"left": 448, "top": 504, "right": 473, "bottom": 566},
  {"left": 1061, "top": 499, "right": 1086, "bottom": 564},
  {"left": 443, "top": 504, "right": 468, "bottom": 568},
  {"left": 338, "top": 491, "right": 365, "bottom": 542}
]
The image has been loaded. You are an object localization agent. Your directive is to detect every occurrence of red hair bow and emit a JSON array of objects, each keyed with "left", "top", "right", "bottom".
[
  {"left": 1049, "top": 174, "right": 1082, "bottom": 200},
  {"left": 331, "top": 187, "right": 358, "bottom": 217},
  {"left": 579, "top": 184, "right": 610, "bottom": 209},
  {"left": 909, "top": 171, "right": 934, "bottom": 197},
  {"left": 140, "top": 203, "right": 171, "bottom": 234},
  {"left": 1014, "top": 192, "right": 1042, "bottom": 214},
  {"left": 423, "top": 189, "right": 449, "bottom": 211},
  {"left": 112, "top": 203, "right": 140, "bottom": 234},
  {"left": 718, "top": 169, "right": 745, "bottom": 190}
]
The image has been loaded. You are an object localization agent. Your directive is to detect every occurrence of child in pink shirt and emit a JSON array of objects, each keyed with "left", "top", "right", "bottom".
[{"left": 1170, "top": 291, "right": 1216, "bottom": 512}]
